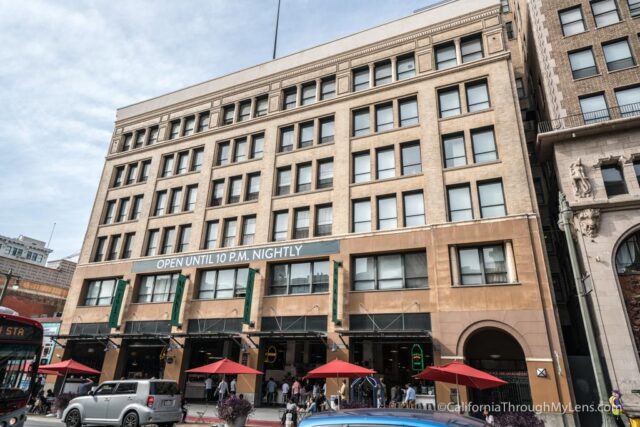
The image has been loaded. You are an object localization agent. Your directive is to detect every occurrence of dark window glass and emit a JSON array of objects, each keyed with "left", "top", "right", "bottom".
[
  {"left": 238, "top": 101, "right": 251, "bottom": 122},
  {"left": 211, "top": 180, "right": 224, "bottom": 206},
  {"left": 183, "top": 116, "right": 195, "bottom": 136},
  {"left": 205, "top": 221, "right": 218, "bottom": 249},
  {"left": 145, "top": 230, "right": 159, "bottom": 256},
  {"left": 160, "top": 227, "right": 175, "bottom": 254},
  {"left": 234, "top": 138, "right": 248, "bottom": 163},
  {"left": 169, "top": 120, "right": 181, "bottom": 139},
  {"left": 222, "top": 105, "right": 235, "bottom": 125},
  {"left": 602, "top": 163, "right": 628, "bottom": 196},
  {"left": 162, "top": 155, "right": 174, "bottom": 177},
  {"left": 217, "top": 142, "right": 230, "bottom": 165},
  {"left": 177, "top": 225, "right": 191, "bottom": 253},
  {"left": 628, "top": 0, "right": 640, "bottom": 16},
  {"left": 269, "top": 261, "right": 329, "bottom": 295},
  {"left": 283, "top": 87, "right": 297, "bottom": 109},
  {"left": 255, "top": 96, "right": 268, "bottom": 117},
  {"left": 94, "top": 237, "right": 107, "bottom": 262},
  {"left": 197, "top": 112, "right": 210, "bottom": 132},
  {"left": 461, "top": 34, "right": 483, "bottom": 63}
]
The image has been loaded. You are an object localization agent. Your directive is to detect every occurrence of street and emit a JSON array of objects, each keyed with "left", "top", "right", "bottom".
[{"left": 25, "top": 416, "right": 64, "bottom": 427}]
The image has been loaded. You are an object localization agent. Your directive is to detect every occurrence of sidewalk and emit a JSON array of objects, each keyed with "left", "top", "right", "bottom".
[{"left": 183, "top": 404, "right": 281, "bottom": 427}]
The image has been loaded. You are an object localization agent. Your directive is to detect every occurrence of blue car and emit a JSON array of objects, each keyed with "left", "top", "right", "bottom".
[{"left": 299, "top": 409, "right": 487, "bottom": 427}]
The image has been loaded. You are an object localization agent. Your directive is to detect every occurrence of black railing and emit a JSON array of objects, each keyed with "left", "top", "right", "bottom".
[{"left": 538, "top": 103, "right": 640, "bottom": 133}]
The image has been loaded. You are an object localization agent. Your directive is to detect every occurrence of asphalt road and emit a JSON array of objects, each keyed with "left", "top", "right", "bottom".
[{"left": 25, "top": 416, "right": 65, "bottom": 427}]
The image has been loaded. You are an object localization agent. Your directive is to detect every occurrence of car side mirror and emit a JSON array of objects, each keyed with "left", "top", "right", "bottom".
[{"left": 88, "top": 390, "right": 94, "bottom": 396}]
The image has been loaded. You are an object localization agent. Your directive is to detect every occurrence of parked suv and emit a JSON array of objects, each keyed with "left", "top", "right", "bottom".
[{"left": 63, "top": 380, "right": 182, "bottom": 427}]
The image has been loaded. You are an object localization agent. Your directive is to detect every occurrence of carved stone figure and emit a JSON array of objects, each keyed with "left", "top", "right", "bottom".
[
  {"left": 577, "top": 208, "right": 601, "bottom": 238},
  {"left": 570, "top": 158, "right": 593, "bottom": 198}
]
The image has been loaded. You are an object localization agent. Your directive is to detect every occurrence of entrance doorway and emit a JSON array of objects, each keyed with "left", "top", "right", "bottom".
[
  {"left": 464, "top": 328, "right": 532, "bottom": 407},
  {"left": 183, "top": 339, "right": 240, "bottom": 401},
  {"left": 63, "top": 340, "right": 106, "bottom": 373},
  {"left": 120, "top": 340, "right": 165, "bottom": 379}
]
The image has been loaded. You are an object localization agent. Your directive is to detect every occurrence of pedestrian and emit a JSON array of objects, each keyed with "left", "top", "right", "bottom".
[
  {"left": 404, "top": 383, "right": 416, "bottom": 409},
  {"left": 609, "top": 389, "right": 625, "bottom": 427},
  {"left": 377, "top": 377, "right": 387, "bottom": 408},
  {"left": 230, "top": 377, "right": 237, "bottom": 395},
  {"left": 267, "top": 377, "right": 277, "bottom": 405},
  {"left": 312, "top": 382, "right": 319, "bottom": 398},
  {"left": 282, "top": 380, "right": 290, "bottom": 404},
  {"left": 292, "top": 378, "right": 301, "bottom": 404},
  {"left": 205, "top": 375, "right": 214, "bottom": 402},
  {"left": 217, "top": 376, "right": 229, "bottom": 401},
  {"left": 483, "top": 408, "right": 495, "bottom": 425},
  {"left": 339, "top": 379, "right": 347, "bottom": 404}
]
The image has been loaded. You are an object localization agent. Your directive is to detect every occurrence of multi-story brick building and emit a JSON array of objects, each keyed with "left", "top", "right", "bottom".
[
  {"left": 530, "top": 0, "right": 640, "bottom": 416},
  {"left": 56, "top": 0, "right": 575, "bottom": 424}
]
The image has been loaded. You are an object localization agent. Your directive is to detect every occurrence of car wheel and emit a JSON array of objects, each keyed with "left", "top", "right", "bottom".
[
  {"left": 65, "top": 409, "right": 81, "bottom": 427},
  {"left": 122, "top": 411, "right": 139, "bottom": 427}
]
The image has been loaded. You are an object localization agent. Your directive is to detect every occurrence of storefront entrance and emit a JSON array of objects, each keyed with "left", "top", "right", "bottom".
[
  {"left": 120, "top": 340, "right": 166, "bottom": 379},
  {"left": 183, "top": 338, "right": 240, "bottom": 401}
]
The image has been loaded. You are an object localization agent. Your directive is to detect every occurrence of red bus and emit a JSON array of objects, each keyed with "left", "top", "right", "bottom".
[{"left": 0, "top": 310, "right": 44, "bottom": 427}]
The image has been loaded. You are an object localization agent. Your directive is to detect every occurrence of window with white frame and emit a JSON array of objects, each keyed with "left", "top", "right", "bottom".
[
  {"left": 137, "top": 273, "right": 179, "bottom": 303},
  {"left": 84, "top": 279, "right": 116, "bottom": 306}
]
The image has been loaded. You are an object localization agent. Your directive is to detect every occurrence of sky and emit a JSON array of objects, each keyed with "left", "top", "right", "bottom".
[{"left": 0, "top": 0, "right": 438, "bottom": 260}]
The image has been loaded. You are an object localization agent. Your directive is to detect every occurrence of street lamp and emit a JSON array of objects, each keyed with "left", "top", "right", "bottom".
[{"left": 0, "top": 269, "right": 21, "bottom": 306}]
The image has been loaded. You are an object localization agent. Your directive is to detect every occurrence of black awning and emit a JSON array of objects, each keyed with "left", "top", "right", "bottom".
[
  {"left": 247, "top": 331, "right": 326, "bottom": 339},
  {"left": 172, "top": 332, "right": 241, "bottom": 340},
  {"left": 110, "top": 333, "right": 172, "bottom": 341},
  {"left": 51, "top": 334, "right": 112, "bottom": 342},
  {"left": 338, "top": 330, "right": 431, "bottom": 339}
]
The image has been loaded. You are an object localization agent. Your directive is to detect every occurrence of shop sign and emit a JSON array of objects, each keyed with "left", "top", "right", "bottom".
[
  {"left": 332, "top": 261, "right": 342, "bottom": 325},
  {"left": 170, "top": 275, "right": 187, "bottom": 327},
  {"left": 40, "top": 322, "right": 61, "bottom": 365},
  {"left": 108, "top": 279, "right": 127, "bottom": 329},
  {"left": 411, "top": 344, "right": 424, "bottom": 371},
  {"left": 132, "top": 240, "right": 340, "bottom": 273},
  {"left": 242, "top": 269, "right": 257, "bottom": 325},
  {"left": 264, "top": 345, "right": 277, "bottom": 364}
]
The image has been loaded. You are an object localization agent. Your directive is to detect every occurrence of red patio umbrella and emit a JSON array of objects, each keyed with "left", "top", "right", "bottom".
[
  {"left": 39, "top": 359, "right": 102, "bottom": 395},
  {"left": 304, "top": 359, "right": 376, "bottom": 379},
  {"left": 414, "top": 361, "right": 507, "bottom": 406},
  {"left": 185, "top": 358, "right": 263, "bottom": 375}
]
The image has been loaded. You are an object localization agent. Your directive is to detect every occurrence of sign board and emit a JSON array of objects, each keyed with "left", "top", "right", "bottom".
[
  {"left": 332, "top": 261, "right": 341, "bottom": 325},
  {"left": 243, "top": 269, "right": 257, "bottom": 325},
  {"left": 264, "top": 345, "right": 277, "bottom": 364},
  {"left": 108, "top": 280, "right": 128, "bottom": 328},
  {"left": 40, "top": 322, "right": 61, "bottom": 365},
  {"left": 132, "top": 240, "right": 340, "bottom": 273},
  {"left": 170, "top": 275, "right": 187, "bottom": 327},
  {"left": 411, "top": 344, "right": 424, "bottom": 371}
]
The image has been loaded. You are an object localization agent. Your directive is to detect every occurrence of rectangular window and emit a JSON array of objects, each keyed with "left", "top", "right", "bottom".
[
  {"left": 116, "top": 198, "right": 130, "bottom": 222},
  {"left": 197, "top": 112, "right": 210, "bottom": 132},
  {"left": 615, "top": 86, "right": 640, "bottom": 117},
  {"left": 634, "top": 160, "right": 640, "bottom": 185},
  {"left": 296, "top": 163, "right": 312, "bottom": 192},
  {"left": 169, "top": 188, "right": 183, "bottom": 214},
  {"left": 319, "top": 117, "right": 335, "bottom": 143},
  {"left": 603, "top": 39, "right": 635, "bottom": 71},
  {"left": 317, "top": 159, "right": 333, "bottom": 189},
  {"left": 104, "top": 200, "right": 116, "bottom": 224},
  {"left": 121, "top": 134, "right": 132, "bottom": 151},
  {"left": 137, "top": 273, "right": 179, "bottom": 303},
  {"left": 315, "top": 205, "right": 333, "bottom": 236},
  {"left": 435, "top": 42, "right": 457, "bottom": 70},
  {"left": 299, "top": 122, "right": 314, "bottom": 148},
  {"left": 353, "top": 67, "right": 370, "bottom": 92},
  {"left": 439, "top": 87, "right": 461, "bottom": 118},
  {"left": 294, "top": 208, "right": 310, "bottom": 239},
  {"left": 602, "top": 163, "right": 628, "bottom": 196},
  {"left": 377, "top": 196, "right": 397, "bottom": 230},
  {"left": 185, "top": 185, "right": 197, "bottom": 211},
  {"left": 183, "top": 116, "right": 195, "bottom": 136},
  {"left": 301, "top": 82, "right": 316, "bottom": 105},
  {"left": 448, "top": 185, "right": 473, "bottom": 221},
  {"left": 191, "top": 147, "right": 204, "bottom": 172},
  {"left": 217, "top": 142, "right": 230, "bottom": 165},
  {"left": 466, "top": 80, "right": 490, "bottom": 112},
  {"left": 353, "top": 108, "right": 370, "bottom": 137},
  {"left": 211, "top": 180, "right": 225, "bottom": 206},
  {"left": 223, "top": 218, "right": 238, "bottom": 247},
  {"left": 397, "top": 54, "right": 416, "bottom": 80},
  {"left": 204, "top": 221, "right": 219, "bottom": 249},
  {"left": 198, "top": 268, "right": 249, "bottom": 299},
  {"left": 276, "top": 168, "right": 291, "bottom": 196},
  {"left": 241, "top": 216, "right": 256, "bottom": 245},
  {"left": 320, "top": 76, "right": 336, "bottom": 100},
  {"left": 273, "top": 211, "right": 288, "bottom": 241},
  {"left": 580, "top": 93, "right": 610, "bottom": 124},
  {"left": 126, "top": 164, "right": 138, "bottom": 185},
  {"left": 251, "top": 133, "right": 264, "bottom": 159},
  {"left": 162, "top": 155, "right": 174, "bottom": 177},
  {"left": 353, "top": 252, "right": 427, "bottom": 290},
  {"left": 399, "top": 97, "right": 418, "bottom": 126},
  {"left": 374, "top": 60, "right": 392, "bottom": 86},
  {"left": 177, "top": 225, "right": 191, "bottom": 253},
  {"left": 160, "top": 227, "right": 175, "bottom": 254},
  {"left": 154, "top": 191, "right": 167, "bottom": 216},
  {"left": 283, "top": 87, "right": 297, "bottom": 110},
  {"left": 228, "top": 177, "right": 242, "bottom": 204},
  {"left": 94, "top": 237, "right": 107, "bottom": 262},
  {"left": 148, "top": 126, "right": 159, "bottom": 145},
  {"left": 134, "top": 130, "right": 145, "bottom": 149},
  {"left": 145, "top": 230, "right": 159, "bottom": 256},
  {"left": 139, "top": 160, "right": 151, "bottom": 182},
  {"left": 591, "top": 0, "right": 620, "bottom": 27},
  {"left": 246, "top": 173, "right": 260, "bottom": 201},
  {"left": 176, "top": 151, "right": 189, "bottom": 174},
  {"left": 269, "top": 260, "right": 329, "bottom": 295},
  {"left": 255, "top": 95, "right": 268, "bottom": 117},
  {"left": 107, "top": 235, "right": 121, "bottom": 261},
  {"left": 234, "top": 138, "right": 248, "bottom": 162},
  {"left": 130, "top": 195, "right": 143, "bottom": 220},
  {"left": 403, "top": 192, "right": 425, "bottom": 227},
  {"left": 501, "top": 0, "right": 510, "bottom": 13},
  {"left": 569, "top": 48, "right": 598, "bottom": 79},
  {"left": 353, "top": 152, "right": 371, "bottom": 183},
  {"left": 169, "top": 120, "right": 181, "bottom": 139},
  {"left": 401, "top": 142, "right": 422, "bottom": 175},
  {"left": 122, "top": 233, "right": 135, "bottom": 259},
  {"left": 377, "top": 147, "right": 395, "bottom": 180},
  {"left": 238, "top": 100, "right": 251, "bottom": 122},
  {"left": 629, "top": 0, "right": 640, "bottom": 16},
  {"left": 458, "top": 245, "right": 508, "bottom": 285},
  {"left": 222, "top": 105, "right": 235, "bottom": 125},
  {"left": 559, "top": 6, "right": 586, "bottom": 36},
  {"left": 352, "top": 199, "right": 371, "bottom": 233},
  {"left": 472, "top": 127, "right": 498, "bottom": 163},
  {"left": 443, "top": 133, "right": 466, "bottom": 168},
  {"left": 84, "top": 279, "right": 116, "bottom": 306},
  {"left": 506, "top": 22, "right": 515, "bottom": 40},
  {"left": 279, "top": 126, "right": 294, "bottom": 152},
  {"left": 461, "top": 34, "right": 483, "bottom": 63},
  {"left": 478, "top": 180, "right": 506, "bottom": 218},
  {"left": 113, "top": 166, "right": 124, "bottom": 187}
]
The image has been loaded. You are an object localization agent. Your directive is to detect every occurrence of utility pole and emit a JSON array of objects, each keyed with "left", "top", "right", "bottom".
[
  {"left": 557, "top": 193, "right": 612, "bottom": 427},
  {"left": 272, "top": 0, "right": 281, "bottom": 59},
  {"left": 0, "top": 269, "right": 20, "bottom": 307}
]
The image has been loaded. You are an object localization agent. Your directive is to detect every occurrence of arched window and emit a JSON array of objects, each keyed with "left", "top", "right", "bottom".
[{"left": 616, "top": 230, "right": 640, "bottom": 274}]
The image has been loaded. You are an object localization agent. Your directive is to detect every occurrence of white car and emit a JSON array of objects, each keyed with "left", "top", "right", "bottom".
[{"left": 63, "top": 380, "right": 182, "bottom": 427}]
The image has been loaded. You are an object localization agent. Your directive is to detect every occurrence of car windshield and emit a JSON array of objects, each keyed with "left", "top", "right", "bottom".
[
  {"left": 0, "top": 344, "right": 39, "bottom": 401},
  {"left": 150, "top": 381, "right": 179, "bottom": 395}
]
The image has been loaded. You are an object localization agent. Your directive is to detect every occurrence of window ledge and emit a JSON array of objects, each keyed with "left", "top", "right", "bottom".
[
  {"left": 607, "top": 64, "right": 639, "bottom": 75},
  {"left": 350, "top": 287, "right": 429, "bottom": 293},
  {"left": 272, "top": 187, "right": 333, "bottom": 200},
  {"left": 205, "top": 199, "right": 259, "bottom": 211},
  {"left": 129, "top": 301, "right": 174, "bottom": 305},
  {"left": 192, "top": 297, "right": 245, "bottom": 302},
  {"left": 213, "top": 157, "right": 263, "bottom": 171},
  {"left": 98, "top": 219, "right": 139, "bottom": 229},
  {"left": 573, "top": 73, "right": 602, "bottom": 82},
  {"left": 594, "top": 20, "right": 623, "bottom": 31},
  {"left": 443, "top": 159, "right": 502, "bottom": 172},
  {"left": 438, "top": 107, "right": 494, "bottom": 123},
  {"left": 349, "top": 123, "right": 420, "bottom": 142},
  {"left": 109, "top": 181, "right": 147, "bottom": 191},
  {"left": 561, "top": 29, "right": 590, "bottom": 40},
  {"left": 76, "top": 305, "right": 112, "bottom": 309},
  {"left": 149, "top": 210, "right": 196, "bottom": 220},
  {"left": 275, "top": 141, "right": 335, "bottom": 157},
  {"left": 157, "top": 170, "right": 200, "bottom": 182},
  {"left": 452, "top": 282, "right": 521, "bottom": 288},
  {"left": 263, "top": 292, "right": 330, "bottom": 298}
]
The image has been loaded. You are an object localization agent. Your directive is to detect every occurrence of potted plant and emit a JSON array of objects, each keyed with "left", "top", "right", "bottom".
[
  {"left": 494, "top": 411, "right": 545, "bottom": 427},
  {"left": 217, "top": 396, "right": 254, "bottom": 427},
  {"left": 54, "top": 393, "right": 77, "bottom": 418}
]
